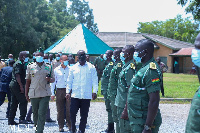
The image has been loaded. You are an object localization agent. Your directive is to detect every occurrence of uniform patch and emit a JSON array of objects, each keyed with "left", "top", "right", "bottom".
[
  {"left": 45, "top": 66, "right": 49, "bottom": 70},
  {"left": 109, "top": 62, "right": 113, "bottom": 65},
  {"left": 130, "top": 63, "right": 135, "bottom": 69},
  {"left": 118, "top": 63, "right": 121, "bottom": 67},
  {"left": 150, "top": 62, "right": 156, "bottom": 69},
  {"left": 152, "top": 78, "right": 160, "bottom": 83}
]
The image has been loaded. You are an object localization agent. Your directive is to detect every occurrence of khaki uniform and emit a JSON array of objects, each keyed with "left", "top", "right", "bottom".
[
  {"left": 26, "top": 62, "right": 53, "bottom": 133},
  {"left": 107, "top": 61, "right": 122, "bottom": 133},
  {"left": 101, "top": 61, "right": 114, "bottom": 124},
  {"left": 52, "top": 59, "right": 61, "bottom": 70},
  {"left": 115, "top": 59, "right": 138, "bottom": 133},
  {"left": 127, "top": 58, "right": 162, "bottom": 133},
  {"left": 185, "top": 87, "right": 200, "bottom": 133}
]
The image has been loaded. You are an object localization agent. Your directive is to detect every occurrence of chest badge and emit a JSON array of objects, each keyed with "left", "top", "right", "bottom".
[
  {"left": 130, "top": 63, "right": 135, "bottom": 69},
  {"left": 150, "top": 62, "right": 156, "bottom": 69}
]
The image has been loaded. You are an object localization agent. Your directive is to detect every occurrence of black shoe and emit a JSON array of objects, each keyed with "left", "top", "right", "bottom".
[
  {"left": 8, "top": 121, "right": 18, "bottom": 125},
  {"left": 46, "top": 118, "right": 56, "bottom": 122},
  {"left": 59, "top": 128, "right": 64, "bottom": 132},
  {"left": 76, "top": 131, "right": 82, "bottom": 133},
  {"left": 19, "top": 119, "right": 29, "bottom": 124},
  {"left": 27, "top": 119, "right": 34, "bottom": 124}
]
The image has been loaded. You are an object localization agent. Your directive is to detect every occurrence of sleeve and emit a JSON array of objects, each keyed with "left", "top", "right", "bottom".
[
  {"left": 145, "top": 70, "right": 161, "bottom": 94},
  {"left": 51, "top": 69, "right": 57, "bottom": 96},
  {"left": 66, "top": 68, "right": 73, "bottom": 93},
  {"left": 14, "top": 63, "right": 22, "bottom": 75},
  {"left": 108, "top": 67, "right": 117, "bottom": 90},
  {"left": 25, "top": 65, "right": 31, "bottom": 80},
  {"left": 125, "top": 67, "right": 135, "bottom": 86},
  {"left": 92, "top": 66, "right": 98, "bottom": 94}
]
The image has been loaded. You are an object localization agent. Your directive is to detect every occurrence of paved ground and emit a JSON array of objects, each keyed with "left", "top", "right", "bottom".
[{"left": 0, "top": 102, "right": 190, "bottom": 133}]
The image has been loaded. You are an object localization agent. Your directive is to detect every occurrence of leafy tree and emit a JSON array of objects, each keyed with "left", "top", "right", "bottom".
[
  {"left": 177, "top": 0, "right": 200, "bottom": 20},
  {"left": 137, "top": 15, "right": 199, "bottom": 43}
]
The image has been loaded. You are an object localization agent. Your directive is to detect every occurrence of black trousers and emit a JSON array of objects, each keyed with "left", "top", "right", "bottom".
[{"left": 70, "top": 98, "right": 90, "bottom": 133}]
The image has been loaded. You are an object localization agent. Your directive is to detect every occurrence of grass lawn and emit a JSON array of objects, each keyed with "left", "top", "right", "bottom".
[{"left": 97, "top": 73, "right": 199, "bottom": 99}]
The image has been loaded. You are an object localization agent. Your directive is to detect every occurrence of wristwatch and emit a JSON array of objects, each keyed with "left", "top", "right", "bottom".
[{"left": 144, "top": 125, "right": 151, "bottom": 131}]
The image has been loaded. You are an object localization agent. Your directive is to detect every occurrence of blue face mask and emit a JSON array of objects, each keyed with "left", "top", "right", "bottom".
[
  {"left": 133, "top": 52, "right": 141, "bottom": 63},
  {"left": 103, "top": 54, "right": 107, "bottom": 60},
  {"left": 70, "top": 64, "right": 74, "bottom": 66},
  {"left": 44, "top": 59, "right": 49, "bottom": 63},
  {"left": 24, "top": 57, "right": 29, "bottom": 62},
  {"left": 56, "top": 57, "right": 60, "bottom": 60},
  {"left": 111, "top": 55, "right": 116, "bottom": 62},
  {"left": 36, "top": 56, "right": 43, "bottom": 63},
  {"left": 33, "top": 56, "right": 36, "bottom": 59},
  {"left": 191, "top": 49, "right": 200, "bottom": 67},
  {"left": 9, "top": 58, "right": 13, "bottom": 61},
  {"left": 64, "top": 61, "right": 68, "bottom": 66},
  {"left": 120, "top": 52, "right": 125, "bottom": 62}
]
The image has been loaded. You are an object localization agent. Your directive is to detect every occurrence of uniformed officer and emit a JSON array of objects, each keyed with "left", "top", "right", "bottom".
[
  {"left": 115, "top": 45, "right": 138, "bottom": 133},
  {"left": 185, "top": 33, "right": 200, "bottom": 133},
  {"left": 101, "top": 50, "right": 114, "bottom": 133},
  {"left": 52, "top": 53, "right": 61, "bottom": 70},
  {"left": 126, "top": 39, "right": 162, "bottom": 133},
  {"left": 8, "top": 51, "right": 29, "bottom": 125},
  {"left": 94, "top": 54, "right": 107, "bottom": 82},
  {"left": 107, "top": 48, "right": 122, "bottom": 133},
  {"left": 25, "top": 48, "right": 55, "bottom": 133}
]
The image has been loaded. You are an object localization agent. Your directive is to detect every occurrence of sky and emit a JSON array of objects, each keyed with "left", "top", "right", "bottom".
[{"left": 85, "top": 0, "right": 192, "bottom": 33}]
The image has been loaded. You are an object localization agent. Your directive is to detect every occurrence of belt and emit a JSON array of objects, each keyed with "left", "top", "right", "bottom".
[{"left": 57, "top": 88, "right": 66, "bottom": 90}]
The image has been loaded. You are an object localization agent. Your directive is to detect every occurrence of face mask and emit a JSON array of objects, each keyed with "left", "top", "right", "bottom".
[
  {"left": 58, "top": 53, "right": 62, "bottom": 56},
  {"left": 44, "top": 59, "right": 49, "bottom": 63},
  {"left": 70, "top": 64, "right": 74, "bottom": 66},
  {"left": 64, "top": 61, "right": 68, "bottom": 66},
  {"left": 9, "top": 58, "right": 13, "bottom": 61},
  {"left": 133, "top": 52, "right": 141, "bottom": 63},
  {"left": 33, "top": 56, "right": 36, "bottom": 59},
  {"left": 36, "top": 56, "right": 43, "bottom": 63},
  {"left": 56, "top": 57, "right": 60, "bottom": 60},
  {"left": 24, "top": 57, "right": 29, "bottom": 62},
  {"left": 111, "top": 55, "right": 116, "bottom": 62},
  {"left": 103, "top": 54, "right": 107, "bottom": 60},
  {"left": 120, "top": 52, "right": 125, "bottom": 62},
  {"left": 191, "top": 49, "right": 200, "bottom": 67}
]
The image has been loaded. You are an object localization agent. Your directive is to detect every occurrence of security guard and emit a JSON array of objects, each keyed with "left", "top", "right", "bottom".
[
  {"left": 8, "top": 51, "right": 29, "bottom": 125},
  {"left": 126, "top": 39, "right": 162, "bottom": 133},
  {"left": 107, "top": 48, "right": 122, "bottom": 133},
  {"left": 101, "top": 50, "right": 114, "bottom": 133},
  {"left": 185, "top": 33, "right": 200, "bottom": 133},
  {"left": 94, "top": 54, "right": 107, "bottom": 82},
  {"left": 25, "top": 48, "right": 55, "bottom": 133},
  {"left": 115, "top": 45, "right": 138, "bottom": 133}
]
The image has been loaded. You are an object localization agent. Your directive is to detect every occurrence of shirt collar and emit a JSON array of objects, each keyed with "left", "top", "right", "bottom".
[{"left": 78, "top": 62, "right": 88, "bottom": 66}]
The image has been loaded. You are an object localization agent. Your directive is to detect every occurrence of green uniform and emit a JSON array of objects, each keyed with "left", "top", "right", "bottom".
[
  {"left": 127, "top": 58, "right": 162, "bottom": 133},
  {"left": 101, "top": 60, "right": 114, "bottom": 124},
  {"left": 9, "top": 60, "right": 27, "bottom": 122},
  {"left": 94, "top": 56, "right": 107, "bottom": 82},
  {"left": 185, "top": 87, "right": 200, "bottom": 133},
  {"left": 26, "top": 62, "right": 53, "bottom": 133},
  {"left": 115, "top": 59, "right": 137, "bottom": 133},
  {"left": 107, "top": 61, "right": 122, "bottom": 133}
]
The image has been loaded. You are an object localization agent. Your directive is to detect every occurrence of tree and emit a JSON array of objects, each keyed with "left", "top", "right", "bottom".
[
  {"left": 177, "top": 0, "right": 200, "bottom": 20},
  {"left": 137, "top": 15, "right": 199, "bottom": 43}
]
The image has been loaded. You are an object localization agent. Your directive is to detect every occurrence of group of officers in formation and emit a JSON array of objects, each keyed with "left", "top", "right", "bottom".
[{"left": 0, "top": 34, "right": 200, "bottom": 133}]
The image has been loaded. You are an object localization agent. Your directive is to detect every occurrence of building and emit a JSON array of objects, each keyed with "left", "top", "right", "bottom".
[{"left": 97, "top": 32, "right": 194, "bottom": 73}]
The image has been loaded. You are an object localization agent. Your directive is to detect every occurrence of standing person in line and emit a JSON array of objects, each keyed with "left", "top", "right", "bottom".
[
  {"left": 66, "top": 50, "right": 98, "bottom": 133},
  {"left": 107, "top": 48, "right": 122, "bottom": 133},
  {"left": 52, "top": 54, "right": 61, "bottom": 70},
  {"left": 101, "top": 50, "right": 115, "bottom": 133},
  {"left": 5, "top": 54, "right": 14, "bottom": 66},
  {"left": 0, "top": 60, "right": 15, "bottom": 118},
  {"left": 94, "top": 54, "right": 107, "bottom": 82},
  {"left": 51, "top": 55, "right": 71, "bottom": 132},
  {"left": 126, "top": 39, "right": 162, "bottom": 133},
  {"left": 156, "top": 57, "right": 168, "bottom": 97},
  {"left": 185, "top": 33, "right": 200, "bottom": 133},
  {"left": 0, "top": 56, "right": 6, "bottom": 71},
  {"left": 25, "top": 48, "right": 55, "bottom": 133},
  {"left": 49, "top": 54, "right": 54, "bottom": 64},
  {"left": 8, "top": 51, "right": 29, "bottom": 125}
]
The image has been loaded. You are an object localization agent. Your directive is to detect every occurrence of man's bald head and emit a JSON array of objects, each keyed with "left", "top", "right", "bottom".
[{"left": 195, "top": 33, "right": 200, "bottom": 49}]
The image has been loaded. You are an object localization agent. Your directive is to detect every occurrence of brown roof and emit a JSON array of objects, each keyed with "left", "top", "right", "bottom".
[
  {"left": 96, "top": 32, "right": 146, "bottom": 47},
  {"left": 169, "top": 47, "right": 194, "bottom": 56},
  {"left": 143, "top": 34, "right": 194, "bottom": 50}
]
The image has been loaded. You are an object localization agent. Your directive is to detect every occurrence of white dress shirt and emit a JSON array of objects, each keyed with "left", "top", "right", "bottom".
[
  {"left": 66, "top": 62, "right": 98, "bottom": 99},
  {"left": 51, "top": 65, "right": 69, "bottom": 96}
]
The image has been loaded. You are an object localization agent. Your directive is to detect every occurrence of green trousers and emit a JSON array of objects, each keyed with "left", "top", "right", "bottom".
[
  {"left": 102, "top": 90, "right": 114, "bottom": 124},
  {"left": 117, "top": 107, "right": 131, "bottom": 133},
  {"left": 110, "top": 96, "right": 119, "bottom": 133},
  {"left": 31, "top": 96, "right": 50, "bottom": 133},
  {"left": 185, "top": 87, "right": 200, "bottom": 133}
]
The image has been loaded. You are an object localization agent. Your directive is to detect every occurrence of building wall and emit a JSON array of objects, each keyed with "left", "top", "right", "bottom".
[{"left": 153, "top": 42, "right": 173, "bottom": 72}]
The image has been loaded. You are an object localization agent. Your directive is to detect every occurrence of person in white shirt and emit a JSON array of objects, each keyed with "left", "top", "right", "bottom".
[
  {"left": 66, "top": 50, "right": 98, "bottom": 133},
  {"left": 51, "top": 55, "right": 71, "bottom": 132}
]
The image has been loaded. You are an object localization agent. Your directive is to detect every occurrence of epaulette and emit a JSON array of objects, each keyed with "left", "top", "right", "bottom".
[
  {"left": 117, "top": 63, "right": 121, "bottom": 67},
  {"left": 109, "top": 62, "right": 113, "bottom": 65},
  {"left": 150, "top": 62, "right": 156, "bottom": 69},
  {"left": 130, "top": 63, "right": 135, "bottom": 69}
]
